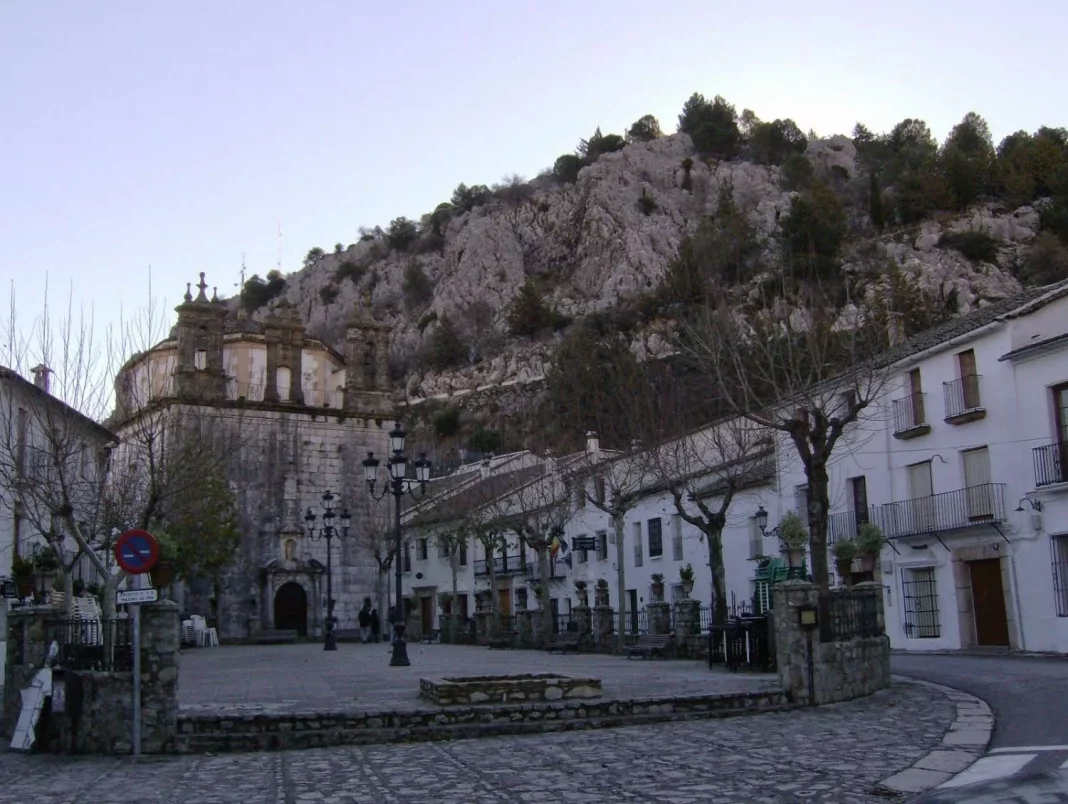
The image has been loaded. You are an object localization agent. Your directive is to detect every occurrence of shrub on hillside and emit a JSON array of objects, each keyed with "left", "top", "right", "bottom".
[
  {"left": 468, "top": 425, "right": 502, "bottom": 455},
  {"left": 318, "top": 284, "right": 339, "bottom": 305},
  {"left": 1020, "top": 232, "right": 1068, "bottom": 285},
  {"left": 335, "top": 260, "right": 366, "bottom": 284},
  {"left": 240, "top": 270, "right": 286, "bottom": 312},
  {"left": 432, "top": 406, "right": 461, "bottom": 438},
  {"left": 626, "top": 114, "right": 662, "bottom": 143},
  {"left": 507, "top": 280, "right": 553, "bottom": 337},
  {"left": 678, "top": 93, "right": 741, "bottom": 157},
  {"left": 781, "top": 183, "right": 847, "bottom": 279},
  {"left": 423, "top": 316, "right": 468, "bottom": 371},
  {"left": 638, "top": 189, "right": 657, "bottom": 215},
  {"left": 748, "top": 119, "right": 807, "bottom": 165},
  {"left": 304, "top": 247, "right": 325, "bottom": 268},
  {"left": 451, "top": 183, "right": 492, "bottom": 213},
  {"left": 553, "top": 154, "right": 583, "bottom": 184},
  {"left": 939, "top": 231, "right": 999, "bottom": 264},
  {"left": 402, "top": 260, "right": 433, "bottom": 308},
  {"left": 386, "top": 217, "right": 419, "bottom": 251}
]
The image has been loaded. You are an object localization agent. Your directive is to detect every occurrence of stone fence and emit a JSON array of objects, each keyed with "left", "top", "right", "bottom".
[
  {"left": 2, "top": 600, "right": 180, "bottom": 753},
  {"left": 772, "top": 580, "right": 890, "bottom": 706}
]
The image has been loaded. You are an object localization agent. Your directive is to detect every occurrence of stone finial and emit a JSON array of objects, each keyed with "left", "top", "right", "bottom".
[
  {"left": 184, "top": 283, "right": 193, "bottom": 302},
  {"left": 195, "top": 272, "right": 209, "bottom": 302},
  {"left": 211, "top": 286, "right": 219, "bottom": 303}
]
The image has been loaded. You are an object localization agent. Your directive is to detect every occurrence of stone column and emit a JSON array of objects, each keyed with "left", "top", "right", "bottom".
[
  {"left": 139, "top": 600, "right": 179, "bottom": 753},
  {"left": 675, "top": 599, "right": 700, "bottom": 655},
  {"left": 475, "top": 611, "right": 494, "bottom": 644},
  {"left": 592, "top": 606, "right": 614, "bottom": 652},
  {"left": 772, "top": 580, "right": 820, "bottom": 706},
  {"left": 515, "top": 610, "right": 533, "bottom": 648},
  {"left": 647, "top": 602, "right": 671, "bottom": 635},
  {"left": 572, "top": 605, "right": 592, "bottom": 650}
]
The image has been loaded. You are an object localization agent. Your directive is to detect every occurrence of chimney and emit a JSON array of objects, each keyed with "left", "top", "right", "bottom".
[
  {"left": 888, "top": 313, "right": 904, "bottom": 346},
  {"left": 31, "top": 364, "right": 52, "bottom": 394},
  {"left": 585, "top": 431, "right": 599, "bottom": 456}
]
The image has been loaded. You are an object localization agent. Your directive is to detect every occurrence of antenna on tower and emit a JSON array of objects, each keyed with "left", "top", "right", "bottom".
[
  {"left": 236, "top": 252, "right": 247, "bottom": 289},
  {"left": 277, "top": 221, "right": 283, "bottom": 272}
]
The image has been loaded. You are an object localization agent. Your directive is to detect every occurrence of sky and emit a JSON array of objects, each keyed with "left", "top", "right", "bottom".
[{"left": 2, "top": 0, "right": 1066, "bottom": 367}]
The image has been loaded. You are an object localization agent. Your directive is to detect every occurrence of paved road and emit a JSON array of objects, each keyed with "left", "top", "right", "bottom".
[
  {"left": 0, "top": 682, "right": 952, "bottom": 803},
  {"left": 892, "top": 653, "right": 1068, "bottom": 780}
]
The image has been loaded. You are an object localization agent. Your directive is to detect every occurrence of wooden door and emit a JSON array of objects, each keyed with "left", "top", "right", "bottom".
[
  {"left": 958, "top": 350, "right": 980, "bottom": 409},
  {"left": 963, "top": 447, "right": 993, "bottom": 520},
  {"left": 420, "top": 596, "right": 433, "bottom": 636},
  {"left": 908, "top": 461, "right": 934, "bottom": 532},
  {"left": 497, "top": 587, "right": 511, "bottom": 617},
  {"left": 1055, "top": 384, "right": 1068, "bottom": 482},
  {"left": 970, "top": 559, "right": 1009, "bottom": 646},
  {"left": 909, "top": 369, "right": 925, "bottom": 426},
  {"left": 851, "top": 476, "right": 869, "bottom": 529}
]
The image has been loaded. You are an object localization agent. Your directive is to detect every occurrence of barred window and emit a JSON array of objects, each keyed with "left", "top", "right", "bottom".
[
  {"left": 902, "top": 567, "right": 940, "bottom": 638},
  {"left": 647, "top": 518, "right": 663, "bottom": 558},
  {"left": 1052, "top": 535, "right": 1068, "bottom": 617},
  {"left": 417, "top": 538, "right": 428, "bottom": 561},
  {"left": 577, "top": 534, "right": 588, "bottom": 564},
  {"left": 596, "top": 530, "right": 608, "bottom": 561}
]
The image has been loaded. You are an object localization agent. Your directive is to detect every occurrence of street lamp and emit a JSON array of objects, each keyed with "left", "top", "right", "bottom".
[
  {"left": 304, "top": 491, "right": 351, "bottom": 651},
  {"left": 362, "top": 422, "right": 431, "bottom": 667}
]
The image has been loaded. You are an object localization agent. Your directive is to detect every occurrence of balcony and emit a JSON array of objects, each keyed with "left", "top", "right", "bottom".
[
  {"left": 892, "top": 392, "right": 931, "bottom": 439},
  {"left": 1034, "top": 442, "right": 1067, "bottom": 488},
  {"left": 943, "top": 375, "right": 986, "bottom": 424},
  {"left": 526, "top": 561, "right": 567, "bottom": 582},
  {"left": 872, "top": 484, "right": 1007, "bottom": 539},
  {"left": 473, "top": 555, "right": 527, "bottom": 577},
  {"left": 827, "top": 510, "right": 870, "bottom": 545}
]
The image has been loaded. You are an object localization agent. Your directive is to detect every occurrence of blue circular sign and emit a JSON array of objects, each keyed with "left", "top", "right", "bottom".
[{"left": 114, "top": 529, "right": 159, "bottom": 574}]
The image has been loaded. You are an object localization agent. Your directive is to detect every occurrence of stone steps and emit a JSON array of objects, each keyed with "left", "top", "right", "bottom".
[{"left": 176, "top": 689, "right": 791, "bottom": 753}]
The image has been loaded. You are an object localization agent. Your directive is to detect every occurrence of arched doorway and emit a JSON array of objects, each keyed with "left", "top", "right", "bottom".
[{"left": 274, "top": 582, "right": 308, "bottom": 636}]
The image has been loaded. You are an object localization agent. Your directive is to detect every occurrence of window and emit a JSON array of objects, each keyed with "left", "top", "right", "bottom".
[
  {"left": 194, "top": 349, "right": 208, "bottom": 370},
  {"left": 1053, "top": 536, "right": 1068, "bottom": 617},
  {"left": 850, "top": 476, "right": 869, "bottom": 527},
  {"left": 459, "top": 541, "right": 468, "bottom": 566},
  {"left": 437, "top": 539, "right": 450, "bottom": 559},
  {"left": 403, "top": 543, "right": 412, "bottom": 572},
  {"left": 577, "top": 534, "right": 588, "bottom": 564},
  {"left": 632, "top": 522, "right": 643, "bottom": 567},
  {"left": 962, "top": 447, "right": 993, "bottom": 519},
  {"left": 748, "top": 517, "right": 763, "bottom": 559},
  {"left": 647, "top": 518, "right": 663, "bottom": 558},
  {"left": 276, "top": 366, "right": 291, "bottom": 401},
  {"left": 417, "top": 538, "right": 428, "bottom": 561},
  {"left": 596, "top": 530, "right": 608, "bottom": 561},
  {"left": 671, "top": 515, "right": 683, "bottom": 561},
  {"left": 909, "top": 368, "right": 925, "bottom": 425},
  {"left": 902, "top": 567, "right": 940, "bottom": 638}
]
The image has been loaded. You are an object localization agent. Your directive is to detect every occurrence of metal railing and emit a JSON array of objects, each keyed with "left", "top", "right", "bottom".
[
  {"left": 45, "top": 618, "right": 133, "bottom": 672},
  {"left": 872, "top": 483, "right": 1006, "bottom": 538},
  {"left": 554, "top": 613, "right": 575, "bottom": 634},
  {"left": 526, "top": 561, "right": 566, "bottom": 581},
  {"left": 827, "top": 510, "right": 869, "bottom": 545},
  {"left": 824, "top": 588, "right": 882, "bottom": 642},
  {"left": 473, "top": 555, "right": 527, "bottom": 576},
  {"left": 708, "top": 614, "right": 775, "bottom": 672},
  {"left": 624, "top": 608, "right": 649, "bottom": 635},
  {"left": 1034, "top": 442, "right": 1067, "bottom": 488},
  {"left": 943, "top": 375, "right": 983, "bottom": 419},
  {"left": 892, "top": 392, "right": 927, "bottom": 434}
]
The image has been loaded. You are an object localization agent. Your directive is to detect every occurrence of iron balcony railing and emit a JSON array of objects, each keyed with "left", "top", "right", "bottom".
[
  {"left": 473, "top": 555, "right": 527, "bottom": 576},
  {"left": 827, "top": 509, "right": 870, "bottom": 545},
  {"left": 892, "top": 392, "right": 928, "bottom": 434},
  {"left": 943, "top": 375, "right": 983, "bottom": 420},
  {"left": 872, "top": 483, "right": 1007, "bottom": 538},
  {"left": 1034, "top": 442, "right": 1067, "bottom": 488},
  {"left": 526, "top": 561, "right": 566, "bottom": 581}
]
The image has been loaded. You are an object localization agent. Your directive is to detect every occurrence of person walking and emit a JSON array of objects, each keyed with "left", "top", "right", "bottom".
[
  {"left": 358, "top": 598, "right": 372, "bottom": 643},
  {"left": 370, "top": 608, "right": 381, "bottom": 643},
  {"left": 387, "top": 606, "right": 398, "bottom": 645}
]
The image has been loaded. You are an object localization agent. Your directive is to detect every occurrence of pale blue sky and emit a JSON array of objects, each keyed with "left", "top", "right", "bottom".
[{"left": 2, "top": 1, "right": 1065, "bottom": 358}]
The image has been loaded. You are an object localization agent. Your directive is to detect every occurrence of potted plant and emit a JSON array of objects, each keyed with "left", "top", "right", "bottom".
[
  {"left": 650, "top": 573, "right": 665, "bottom": 601},
  {"left": 678, "top": 564, "right": 695, "bottom": 597},
  {"left": 33, "top": 546, "right": 60, "bottom": 597},
  {"left": 150, "top": 529, "right": 179, "bottom": 588},
  {"left": 855, "top": 523, "right": 885, "bottom": 573},
  {"left": 833, "top": 539, "right": 856, "bottom": 585},
  {"left": 594, "top": 577, "right": 610, "bottom": 606},
  {"left": 778, "top": 512, "right": 808, "bottom": 569},
  {"left": 12, "top": 554, "right": 35, "bottom": 598},
  {"left": 574, "top": 579, "right": 589, "bottom": 607}
]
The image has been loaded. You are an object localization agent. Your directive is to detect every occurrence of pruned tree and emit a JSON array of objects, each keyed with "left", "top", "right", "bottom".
[
  {"left": 353, "top": 493, "right": 396, "bottom": 628},
  {"left": 680, "top": 282, "right": 897, "bottom": 594},
  {"left": 645, "top": 415, "right": 774, "bottom": 624}
]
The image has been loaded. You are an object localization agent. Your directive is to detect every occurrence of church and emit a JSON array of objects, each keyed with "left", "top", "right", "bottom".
[{"left": 108, "top": 274, "right": 395, "bottom": 640}]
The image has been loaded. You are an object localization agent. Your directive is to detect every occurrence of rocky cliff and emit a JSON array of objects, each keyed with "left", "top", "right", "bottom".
[{"left": 245, "top": 132, "right": 1038, "bottom": 401}]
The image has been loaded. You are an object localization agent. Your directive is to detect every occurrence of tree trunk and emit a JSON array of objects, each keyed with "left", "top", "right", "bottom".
[
  {"left": 706, "top": 527, "right": 728, "bottom": 624},
  {"left": 376, "top": 567, "right": 388, "bottom": 638},
  {"left": 613, "top": 514, "right": 626, "bottom": 649},
  {"left": 60, "top": 569, "right": 74, "bottom": 616},
  {"left": 450, "top": 553, "right": 460, "bottom": 642},
  {"left": 537, "top": 547, "right": 552, "bottom": 641},
  {"left": 806, "top": 456, "right": 832, "bottom": 593}
]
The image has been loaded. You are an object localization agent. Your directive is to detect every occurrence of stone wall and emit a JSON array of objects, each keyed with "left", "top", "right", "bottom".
[
  {"left": 2, "top": 601, "right": 180, "bottom": 754},
  {"left": 772, "top": 580, "right": 891, "bottom": 706},
  {"left": 419, "top": 674, "right": 601, "bottom": 706}
]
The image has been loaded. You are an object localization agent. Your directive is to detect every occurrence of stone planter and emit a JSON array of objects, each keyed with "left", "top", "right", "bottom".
[
  {"left": 835, "top": 559, "right": 853, "bottom": 585},
  {"left": 680, "top": 580, "right": 694, "bottom": 597},
  {"left": 856, "top": 554, "right": 877, "bottom": 573},
  {"left": 150, "top": 561, "right": 175, "bottom": 588},
  {"left": 594, "top": 587, "right": 609, "bottom": 607},
  {"left": 783, "top": 546, "right": 806, "bottom": 569},
  {"left": 650, "top": 583, "right": 664, "bottom": 601},
  {"left": 576, "top": 590, "right": 588, "bottom": 607}
]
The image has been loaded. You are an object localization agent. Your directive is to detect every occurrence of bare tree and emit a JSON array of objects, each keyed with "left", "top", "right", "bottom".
[
  {"left": 681, "top": 283, "right": 897, "bottom": 592},
  {"left": 353, "top": 494, "right": 396, "bottom": 631}
]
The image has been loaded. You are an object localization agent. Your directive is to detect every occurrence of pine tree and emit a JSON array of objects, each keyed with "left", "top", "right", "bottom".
[
  {"left": 869, "top": 172, "right": 886, "bottom": 231},
  {"left": 506, "top": 281, "right": 552, "bottom": 337}
]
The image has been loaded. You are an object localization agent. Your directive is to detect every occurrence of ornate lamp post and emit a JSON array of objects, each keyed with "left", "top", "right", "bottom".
[
  {"left": 362, "top": 423, "right": 431, "bottom": 667},
  {"left": 304, "top": 491, "right": 351, "bottom": 651}
]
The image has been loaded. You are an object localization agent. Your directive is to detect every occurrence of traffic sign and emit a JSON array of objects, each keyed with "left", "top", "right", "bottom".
[
  {"left": 114, "top": 529, "right": 159, "bottom": 575},
  {"left": 117, "top": 588, "right": 159, "bottom": 605}
]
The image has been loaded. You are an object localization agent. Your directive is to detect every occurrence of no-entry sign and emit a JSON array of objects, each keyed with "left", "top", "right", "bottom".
[{"left": 114, "top": 529, "right": 159, "bottom": 575}]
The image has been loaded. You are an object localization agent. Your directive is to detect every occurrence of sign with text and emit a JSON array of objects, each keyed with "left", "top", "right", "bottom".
[
  {"left": 116, "top": 588, "right": 159, "bottom": 606},
  {"left": 571, "top": 536, "right": 597, "bottom": 551}
]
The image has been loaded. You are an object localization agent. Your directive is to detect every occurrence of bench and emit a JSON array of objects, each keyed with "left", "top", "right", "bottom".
[
  {"left": 256, "top": 629, "right": 298, "bottom": 644},
  {"left": 546, "top": 632, "right": 582, "bottom": 653},
  {"left": 624, "top": 634, "right": 674, "bottom": 659},
  {"left": 421, "top": 629, "right": 441, "bottom": 644},
  {"left": 487, "top": 630, "right": 517, "bottom": 649}
]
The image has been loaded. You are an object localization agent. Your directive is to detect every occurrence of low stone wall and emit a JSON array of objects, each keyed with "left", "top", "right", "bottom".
[
  {"left": 176, "top": 688, "right": 791, "bottom": 753},
  {"left": 419, "top": 674, "right": 602, "bottom": 705},
  {"left": 773, "top": 580, "right": 891, "bottom": 706}
]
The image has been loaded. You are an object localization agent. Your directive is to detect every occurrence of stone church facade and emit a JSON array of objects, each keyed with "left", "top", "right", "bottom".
[{"left": 110, "top": 274, "right": 395, "bottom": 640}]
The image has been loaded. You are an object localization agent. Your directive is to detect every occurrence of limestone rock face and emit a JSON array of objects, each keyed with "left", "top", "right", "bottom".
[{"left": 249, "top": 135, "right": 1040, "bottom": 398}]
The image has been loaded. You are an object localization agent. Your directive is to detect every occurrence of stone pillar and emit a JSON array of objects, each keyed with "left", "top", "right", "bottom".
[
  {"left": 475, "top": 611, "right": 494, "bottom": 644},
  {"left": 139, "top": 600, "right": 180, "bottom": 753},
  {"left": 647, "top": 602, "right": 671, "bottom": 635},
  {"left": 572, "top": 605, "right": 592, "bottom": 650},
  {"left": 675, "top": 599, "right": 700, "bottom": 655},
  {"left": 592, "top": 606, "right": 614, "bottom": 652},
  {"left": 515, "top": 610, "right": 533, "bottom": 648}
]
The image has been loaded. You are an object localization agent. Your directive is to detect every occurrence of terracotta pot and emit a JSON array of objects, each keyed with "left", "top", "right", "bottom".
[
  {"left": 835, "top": 559, "right": 854, "bottom": 584},
  {"left": 150, "top": 561, "right": 175, "bottom": 588},
  {"left": 651, "top": 582, "right": 664, "bottom": 601},
  {"left": 577, "top": 591, "right": 589, "bottom": 607},
  {"left": 784, "top": 546, "right": 807, "bottom": 569},
  {"left": 856, "top": 554, "right": 876, "bottom": 573}
]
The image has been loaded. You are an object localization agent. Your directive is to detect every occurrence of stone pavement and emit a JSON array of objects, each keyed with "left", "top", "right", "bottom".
[
  {"left": 0, "top": 681, "right": 954, "bottom": 803},
  {"left": 178, "top": 643, "right": 779, "bottom": 713}
]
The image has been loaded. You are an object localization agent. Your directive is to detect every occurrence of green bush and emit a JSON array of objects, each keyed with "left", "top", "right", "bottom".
[
  {"left": 507, "top": 280, "right": 552, "bottom": 337},
  {"left": 318, "top": 284, "right": 339, "bottom": 304},
  {"left": 626, "top": 114, "right": 662, "bottom": 143},
  {"left": 939, "top": 231, "right": 999, "bottom": 263},
  {"left": 781, "top": 182, "right": 847, "bottom": 279},
  {"left": 781, "top": 153, "right": 813, "bottom": 190},
  {"left": 429, "top": 202, "right": 454, "bottom": 236},
  {"left": 424, "top": 316, "right": 468, "bottom": 371},
  {"left": 678, "top": 93, "right": 740, "bottom": 157},
  {"left": 855, "top": 523, "right": 885, "bottom": 556},
  {"left": 402, "top": 260, "right": 433, "bottom": 308},
  {"left": 1021, "top": 232, "right": 1068, "bottom": 285},
  {"left": 432, "top": 406, "right": 461, "bottom": 438},
  {"left": 387, "top": 217, "right": 419, "bottom": 251},
  {"left": 417, "top": 310, "right": 438, "bottom": 332},
  {"left": 941, "top": 112, "right": 995, "bottom": 210},
  {"left": 833, "top": 539, "right": 856, "bottom": 562},
  {"left": 451, "top": 183, "right": 492, "bottom": 213},
  {"left": 304, "top": 247, "right": 325, "bottom": 268},
  {"left": 335, "top": 260, "right": 366, "bottom": 284},
  {"left": 553, "top": 154, "right": 583, "bottom": 184},
  {"left": 468, "top": 425, "right": 502, "bottom": 454},
  {"left": 240, "top": 270, "right": 286, "bottom": 311},
  {"left": 748, "top": 118, "right": 807, "bottom": 165},
  {"left": 777, "top": 513, "right": 808, "bottom": 548},
  {"left": 638, "top": 189, "right": 657, "bottom": 215}
]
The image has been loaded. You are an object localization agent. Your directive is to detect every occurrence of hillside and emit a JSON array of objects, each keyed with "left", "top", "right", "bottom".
[{"left": 233, "top": 100, "right": 1068, "bottom": 432}]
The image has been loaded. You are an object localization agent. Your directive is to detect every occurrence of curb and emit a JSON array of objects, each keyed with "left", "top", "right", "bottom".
[{"left": 877, "top": 675, "right": 994, "bottom": 797}]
